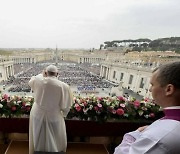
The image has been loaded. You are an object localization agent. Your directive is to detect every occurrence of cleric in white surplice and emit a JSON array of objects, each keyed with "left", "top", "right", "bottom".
[
  {"left": 114, "top": 62, "right": 180, "bottom": 154},
  {"left": 28, "top": 65, "right": 73, "bottom": 154}
]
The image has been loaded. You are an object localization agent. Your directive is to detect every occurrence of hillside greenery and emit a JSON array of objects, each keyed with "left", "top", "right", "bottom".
[{"left": 102, "top": 37, "right": 180, "bottom": 53}]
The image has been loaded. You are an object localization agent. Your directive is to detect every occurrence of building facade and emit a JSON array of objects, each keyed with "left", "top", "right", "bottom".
[{"left": 0, "top": 61, "right": 14, "bottom": 82}]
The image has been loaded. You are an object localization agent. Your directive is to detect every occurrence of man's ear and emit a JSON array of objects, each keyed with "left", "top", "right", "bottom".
[
  {"left": 165, "top": 84, "right": 175, "bottom": 96},
  {"left": 44, "top": 71, "right": 47, "bottom": 77},
  {"left": 43, "top": 71, "right": 47, "bottom": 77}
]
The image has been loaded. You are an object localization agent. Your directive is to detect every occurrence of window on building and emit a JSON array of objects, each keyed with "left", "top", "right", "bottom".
[
  {"left": 0, "top": 73, "right": 2, "bottom": 78},
  {"left": 113, "top": 71, "right": 116, "bottom": 79},
  {"left": 103, "top": 67, "right": 107, "bottom": 78},
  {"left": 139, "top": 78, "right": 144, "bottom": 88},
  {"left": 139, "top": 77, "right": 147, "bottom": 88},
  {"left": 120, "top": 73, "right": 124, "bottom": 81},
  {"left": 128, "top": 75, "right": 133, "bottom": 84}
]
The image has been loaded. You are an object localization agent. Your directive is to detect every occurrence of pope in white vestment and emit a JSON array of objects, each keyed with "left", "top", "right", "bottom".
[{"left": 28, "top": 65, "right": 73, "bottom": 154}]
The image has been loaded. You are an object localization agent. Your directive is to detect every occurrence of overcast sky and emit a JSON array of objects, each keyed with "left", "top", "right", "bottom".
[{"left": 0, "top": 0, "right": 180, "bottom": 49}]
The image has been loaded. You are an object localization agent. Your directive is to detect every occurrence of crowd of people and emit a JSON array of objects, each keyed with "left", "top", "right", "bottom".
[
  {"left": 1, "top": 61, "right": 116, "bottom": 93},
  {"left": 58, "top": 64, "right": 113, "bottom": 88}
]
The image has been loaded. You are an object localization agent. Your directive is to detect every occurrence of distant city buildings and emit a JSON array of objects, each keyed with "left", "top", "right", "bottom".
[
  {"left": 0, "top": 48, "right": 179, "bottom": 98},
  {"left": 0, "top": 61, "right": 14, "bottom": 82},
  {"left": 0, "top": 49, "right": 53, "bottom": 82}
]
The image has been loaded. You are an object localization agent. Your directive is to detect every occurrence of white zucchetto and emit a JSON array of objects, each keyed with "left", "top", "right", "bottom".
[{"left": 46, "top": 65, "right": 58, "bottom": 73}]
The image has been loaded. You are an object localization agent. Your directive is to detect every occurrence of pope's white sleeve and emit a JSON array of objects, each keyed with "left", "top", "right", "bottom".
[
  {"left": 60, "top": 85, "right": 73, "bottom": 117},
  {"left": 28, "top": 76, "right": 35, "bottom": 91},
  {"left": 28, "top": 74, "right": 43, "bottom": 91}
]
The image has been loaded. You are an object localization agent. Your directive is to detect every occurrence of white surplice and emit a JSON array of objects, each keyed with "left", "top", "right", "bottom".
[
  {"left": 114, "top": 119, "right": 180, "bottom": 154},
  {"left": 28, "top": 74, "right": 73, "bottom": 154}
]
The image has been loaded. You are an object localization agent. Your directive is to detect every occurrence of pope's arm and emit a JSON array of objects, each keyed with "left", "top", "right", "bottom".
[
  {"left": 60, "top": 84, "right": 73, "bottom": 117},
  {"left": 28, "top": 76, "right": 35, "bottom": 91},
  {"left": 28, "top": 74, "right": 43, "bottom": 92}
]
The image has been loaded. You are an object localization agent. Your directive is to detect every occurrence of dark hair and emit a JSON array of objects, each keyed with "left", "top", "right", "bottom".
[{"left": 154, "top": 61, "right": 180, "bottom": 89}]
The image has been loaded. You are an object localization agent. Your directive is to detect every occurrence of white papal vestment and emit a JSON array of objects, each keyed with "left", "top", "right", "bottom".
[{"left": 28, "top": 74, "right": 73, "bottom": 154}]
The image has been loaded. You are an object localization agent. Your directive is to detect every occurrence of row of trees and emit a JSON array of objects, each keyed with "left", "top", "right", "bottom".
[{"left": 100, "top": 37, "right": 180, "bottom": 53}]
